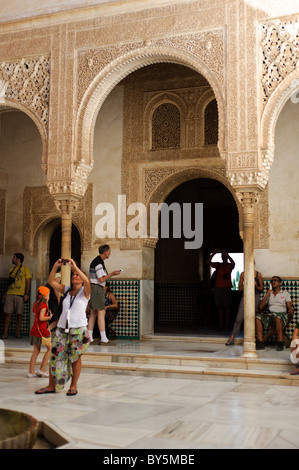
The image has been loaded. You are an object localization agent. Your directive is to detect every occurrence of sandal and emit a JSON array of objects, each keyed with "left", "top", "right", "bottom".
[
  {"left": 225, "top": 339, "right": 234, "bottom": 346},
  {"left": 290, "top": 369, "right": 299, "bottom": 376},
  {"left": 67, "top": 389, "right": 78, "bottom": 396},
  {"left": 35, "top": 388, "right": 56, "bottom": 394}
]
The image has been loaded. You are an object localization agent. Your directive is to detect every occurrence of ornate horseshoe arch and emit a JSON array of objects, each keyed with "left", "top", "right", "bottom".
[
  {"left": 75, "top": 39, "right": 226, "bottom": 169},
  {"left": 0, "top": 100, "right": 48, "bottom": 170},
  {"left": 261, "top": 69, "right": 299, "bottom": 174},
  {"left": 144, "top": 166, "right": 243, "bottom": 249}
]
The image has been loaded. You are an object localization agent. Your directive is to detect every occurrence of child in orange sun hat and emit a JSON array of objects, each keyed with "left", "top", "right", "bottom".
[{"left": 27, "top": 286, "right": 53, "bottom": 378}]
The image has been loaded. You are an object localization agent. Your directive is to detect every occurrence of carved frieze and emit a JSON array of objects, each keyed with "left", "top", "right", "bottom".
[
  {"left": 228, "top": 170, "right": 269, "bottom": 189},
  {"left": 229, "top": 153, "right": 257, "bottom": 169}
]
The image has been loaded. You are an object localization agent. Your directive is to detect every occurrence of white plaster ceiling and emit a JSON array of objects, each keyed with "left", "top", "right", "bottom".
[
  {"left": 0, "top": 0, "right": 127, "bottom": 22},
  {"left": 0, "top": 0, "right": 189, "bottom": 24}
]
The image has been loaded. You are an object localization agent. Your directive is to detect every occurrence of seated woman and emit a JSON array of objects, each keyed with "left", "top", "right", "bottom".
[{"left": 104, "top": 283, "right": 119, "bottom": 341}]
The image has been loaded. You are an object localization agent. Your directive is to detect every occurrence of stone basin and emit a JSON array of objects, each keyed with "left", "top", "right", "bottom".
[{"left": 0, "top": 408, "right": 39, "bottom": 449}]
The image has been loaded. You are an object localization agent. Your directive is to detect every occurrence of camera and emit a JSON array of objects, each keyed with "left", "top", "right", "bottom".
[
  {"left": 61, "top": 259, "right": 68, "bottom": 265},
  {"left": 6, "top": 276, "right": 15, "bottom": 286}
]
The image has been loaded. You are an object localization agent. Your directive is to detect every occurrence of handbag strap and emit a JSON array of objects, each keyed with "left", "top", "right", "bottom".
[{"left": 35, "top": 303, "right": 48, "bottom": 338}]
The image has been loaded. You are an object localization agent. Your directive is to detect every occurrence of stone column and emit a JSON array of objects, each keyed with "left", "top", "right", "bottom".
[
  {"left": 53, "top": 197, "right": 80, "bottom": 285},
  {"left": 236, "top": 190, "right": 260, "bottom": 358}
]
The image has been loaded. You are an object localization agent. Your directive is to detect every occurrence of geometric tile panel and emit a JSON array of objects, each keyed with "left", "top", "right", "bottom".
[
  {"left": 0, "top": 279, "right": 31, "bottom": 336},
  {"left": 1, "top": 278, "right": 296, "bottom": 341},
  {"left": 155, "top": 283, "right": 200, "bottom": 325},
  {"left": 156, "top": 281, "right": 299, "bottom": 340},
  {"left": 109, "top": 280, "right": 140, "bottom": 339},
  {"left": 0, "top": 278, "right": 140, "bottom": 340}
]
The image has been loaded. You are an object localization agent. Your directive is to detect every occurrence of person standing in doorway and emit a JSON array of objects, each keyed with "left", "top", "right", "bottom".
[
  {"left": 88, "top": 245, "right": 121, "bottom": 344},
  {"left": 1, "top": 253, "right": 31, "bottom": 339},
  {"left": 206, "top": 248, "right": 235, "bottom": 331}
]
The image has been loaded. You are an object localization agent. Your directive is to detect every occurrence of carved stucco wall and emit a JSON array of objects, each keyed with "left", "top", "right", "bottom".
[
  {"left": 0, "top": 1, "right": 298, "bottom": 258},
  {"left": 23, "top": 184, "right": 93, "bottom": 255},
  {"left": 119, "top": 64, "right": 268, "bottom": 250},
  {"left": 0, "top": 56, "right": 50, "bottom": 168},
  {"left": 261, "top": 16, "right": 299, "bottom": 168},
  {"left": 75, "top": 28, "right": 226, "bottom": 172}
]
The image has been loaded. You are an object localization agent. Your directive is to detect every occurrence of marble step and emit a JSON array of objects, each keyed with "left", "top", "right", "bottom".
[
  {"left": 3, "top": 343, "right": 295, "bottom": 371},
  {"left": 3, "top": 348, "right": 299, "bottom": 386}
]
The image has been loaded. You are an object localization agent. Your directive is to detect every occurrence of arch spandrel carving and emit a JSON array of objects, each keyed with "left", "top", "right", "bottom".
[
  {"left": 0, "top": 56, "right": 50, "bottom": 138},
  {"left": 260, "top": 16, "right": 299, "bottom": 181},
  {"left": 118, "top": 165, "right": 244, "bottom": 251},
  {"left": 75, "top": 29, "right": 226, "bottom": 170}
]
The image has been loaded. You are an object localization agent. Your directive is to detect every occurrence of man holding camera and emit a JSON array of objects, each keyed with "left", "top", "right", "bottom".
[{"left": 1, "top": 253, "right": 31, "bottom": 339}]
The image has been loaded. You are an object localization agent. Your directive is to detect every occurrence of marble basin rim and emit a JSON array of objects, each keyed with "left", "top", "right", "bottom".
[{"left": 0, "top": 408, "right": 39, "bottom": 449}]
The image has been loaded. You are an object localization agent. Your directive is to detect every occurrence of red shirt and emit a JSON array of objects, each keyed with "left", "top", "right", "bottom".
[
  {"left": 30, "top": 301, "right": 50, "bottom": 338},
  {"left": 214, "top": 263, "right": 234, "bottom": 288}
]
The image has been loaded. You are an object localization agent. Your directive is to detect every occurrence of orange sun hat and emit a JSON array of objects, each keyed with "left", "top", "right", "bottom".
[{"left": 37, "top": 286, "right": 50, "bottom": 297}]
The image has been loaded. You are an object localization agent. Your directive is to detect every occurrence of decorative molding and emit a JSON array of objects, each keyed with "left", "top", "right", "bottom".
[
  {"left": 229, "top": 153, "right": 257, "bottom": 169},
  {"left": 228, "top": 169, "right": 269, "bottom": 189}
]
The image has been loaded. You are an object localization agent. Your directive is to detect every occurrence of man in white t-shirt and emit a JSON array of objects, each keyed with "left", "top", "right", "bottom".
[
  {"left": 255, "top": 275, "right": 294, "bottom": 351},
  {"left": 88, "top": 245, "right": 121, "bottom": 344}
]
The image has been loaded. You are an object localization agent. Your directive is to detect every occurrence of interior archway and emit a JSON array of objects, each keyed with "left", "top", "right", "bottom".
[
  {"left": 154, "top": 178, "right": 243, "bottom": 336},
  {"left": 49, "top": 223, "right": 82, "bottom": 270}
]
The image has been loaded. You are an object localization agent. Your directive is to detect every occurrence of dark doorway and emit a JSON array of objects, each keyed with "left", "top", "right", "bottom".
[
  {"left": 154, "top": 178, "right": 243, "bottom": 336},
  {"left": 49, "top": 223, "right": 81, "bottom": 270}
]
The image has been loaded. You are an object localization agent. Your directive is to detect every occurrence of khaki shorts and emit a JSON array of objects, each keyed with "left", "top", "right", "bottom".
[
  {"left": 90, "top": 284, "right": 105, "bottom": 310},
  {"left": 4, "top": 294, "right": 24, "bottom": 315},
  {"left": 256, "top": 311, "right": 289, "bottom": 329}
]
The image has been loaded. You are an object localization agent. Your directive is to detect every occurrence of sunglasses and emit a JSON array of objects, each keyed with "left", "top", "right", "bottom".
[{"left": 271, "top": 278, "right": 280, "bottom": 282}]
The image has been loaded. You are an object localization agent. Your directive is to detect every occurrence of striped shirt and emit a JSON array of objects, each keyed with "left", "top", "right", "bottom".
[{"left": 89, "top": 255, "right": 107, "bottom": 287}]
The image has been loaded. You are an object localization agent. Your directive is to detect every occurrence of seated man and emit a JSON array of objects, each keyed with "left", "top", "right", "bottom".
[{"left": 255, "top": 276, "right": 294, "bottom": 351}]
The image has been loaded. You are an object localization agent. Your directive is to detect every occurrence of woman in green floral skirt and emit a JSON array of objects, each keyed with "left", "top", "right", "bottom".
[{"left": 35, "top": 258, "right": 91, "bottom": 396}]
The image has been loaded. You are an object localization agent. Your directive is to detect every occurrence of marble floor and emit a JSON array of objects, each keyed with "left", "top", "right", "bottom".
[{"left": 1, "top": 335, "right": 299, "bottom": 450}]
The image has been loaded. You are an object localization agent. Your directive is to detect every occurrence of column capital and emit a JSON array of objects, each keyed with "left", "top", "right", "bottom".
[
  {"left": 235, "top": 187, "right": 262, "bottom": 209},
  {"left": 52, "top": 195, "right": 81, "bottom": 217}
]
